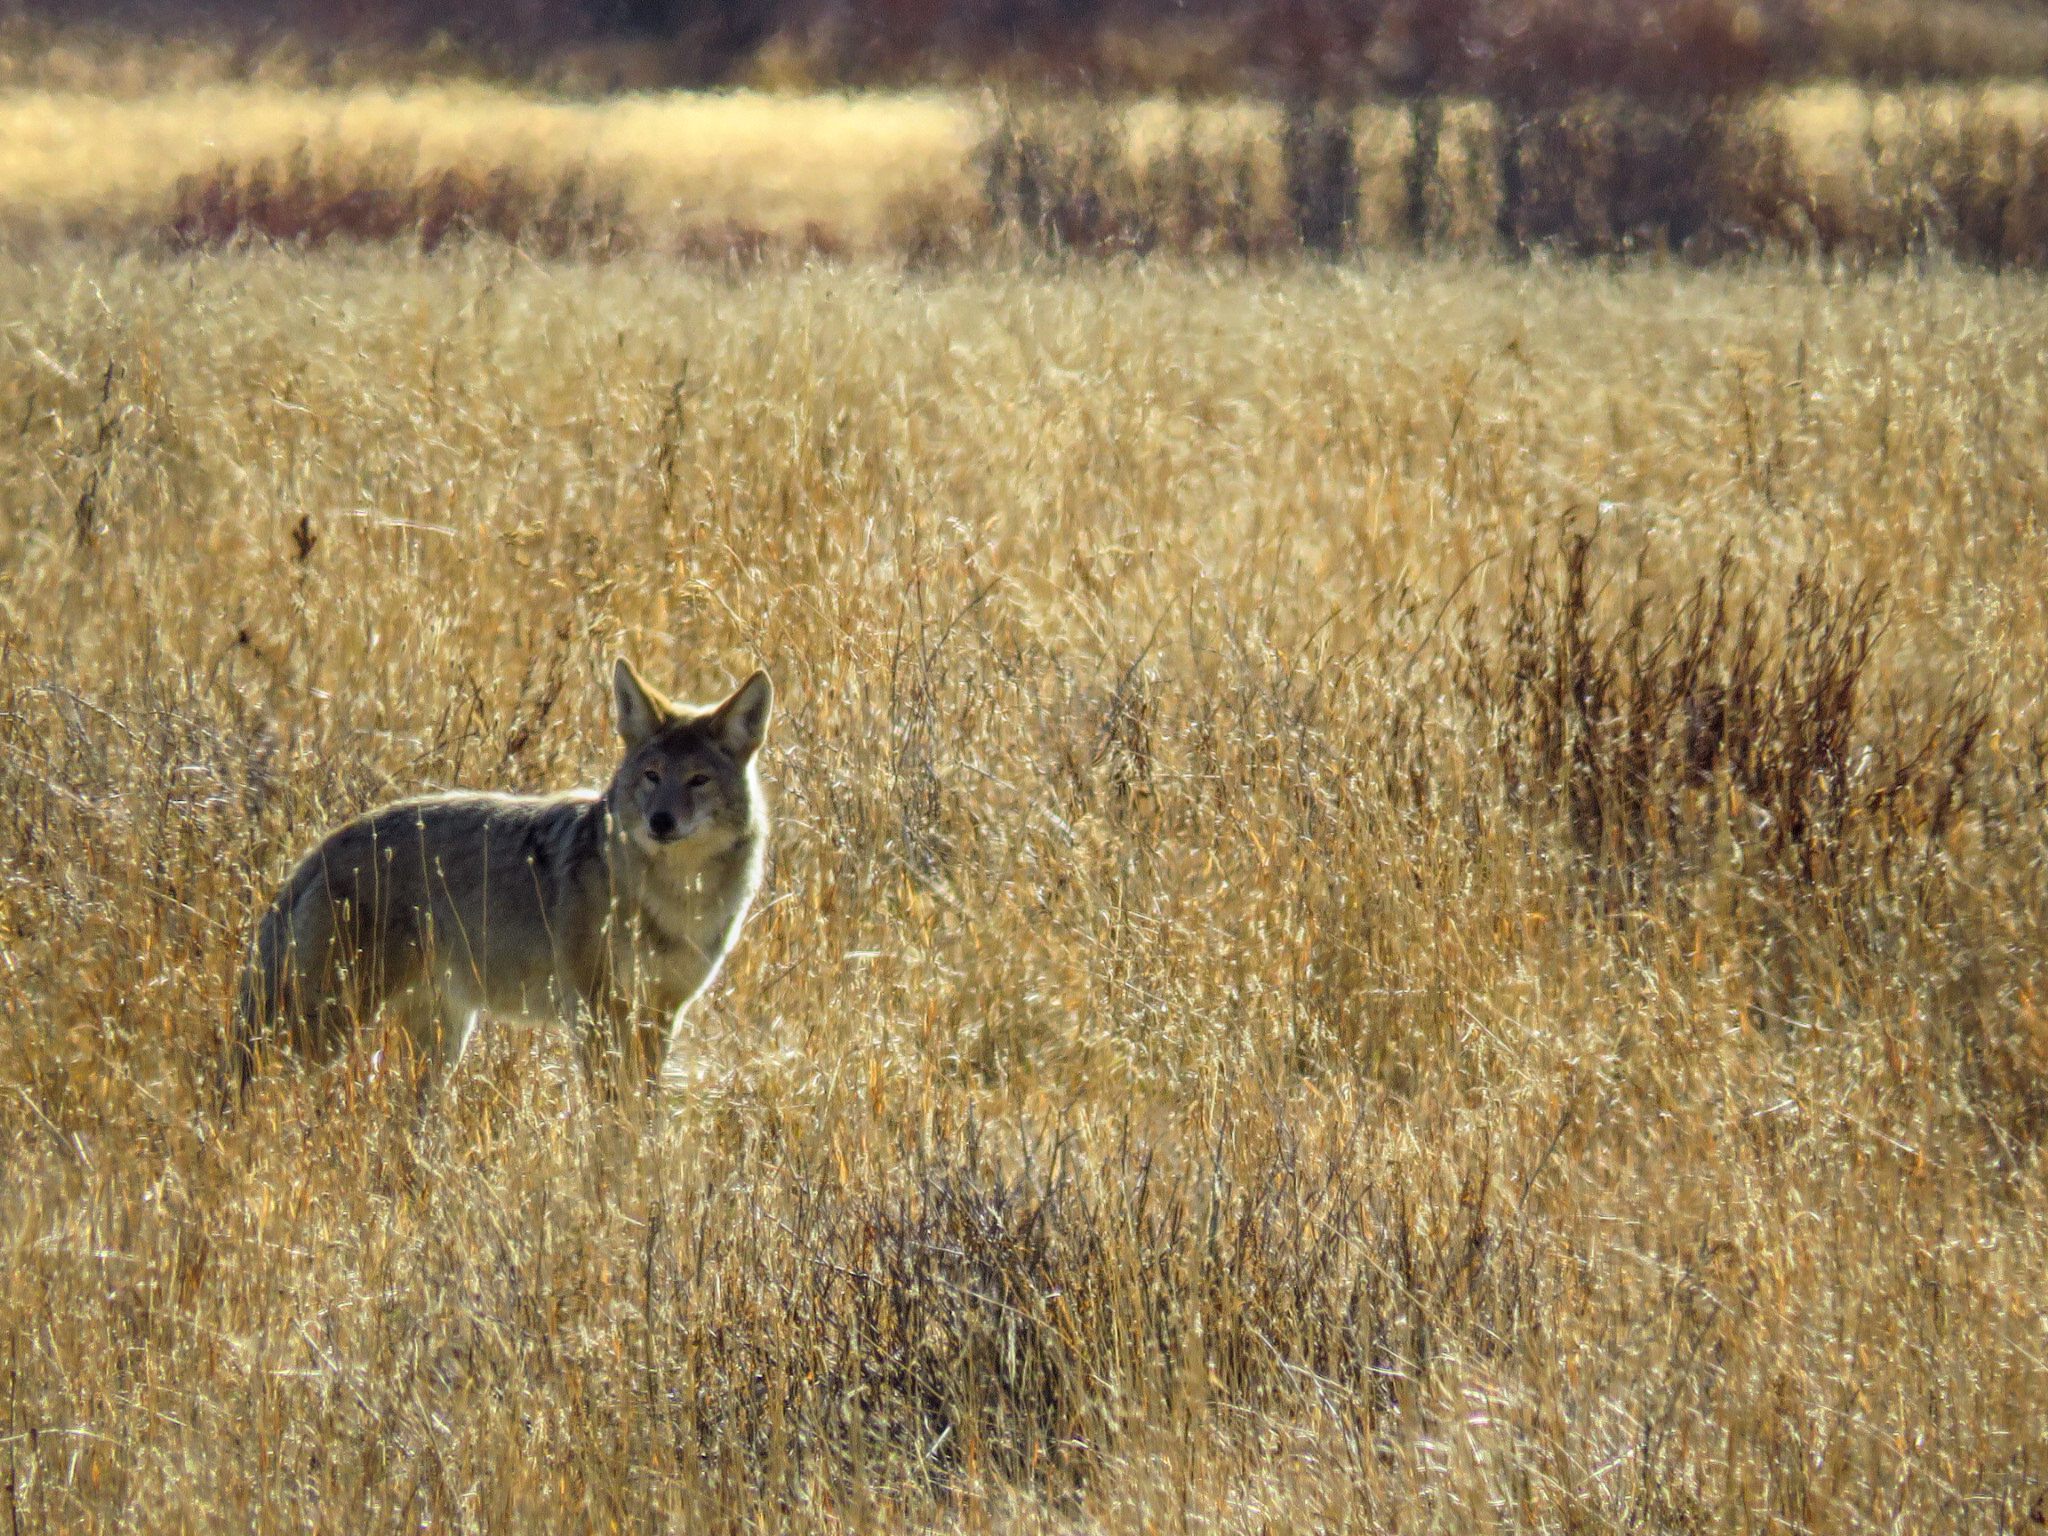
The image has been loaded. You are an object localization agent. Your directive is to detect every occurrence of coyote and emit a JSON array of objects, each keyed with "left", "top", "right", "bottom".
[{"left": 232, "top": 659, "right": 772, "bottom": 1097}]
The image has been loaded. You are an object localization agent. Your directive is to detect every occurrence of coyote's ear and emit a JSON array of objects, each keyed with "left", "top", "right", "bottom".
[
  {"left": 707, "top": 670, "right": 773, "bottom": 760},
  {"left": 612, "top": 657, "right": 667, "bottom": 748}
]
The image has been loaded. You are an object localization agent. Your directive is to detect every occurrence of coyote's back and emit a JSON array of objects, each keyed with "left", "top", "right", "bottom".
[{"left": 232, "top": 658, "right": 773, "bottom": 1099}]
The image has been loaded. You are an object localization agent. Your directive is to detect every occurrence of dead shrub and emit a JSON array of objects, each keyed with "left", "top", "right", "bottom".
[
  {"left": 1459, "top": 533, "right": 1989, "bottom": 898},
  {"left": 162, "top": 144, "right": 641, "bottom": 257},
  {"left": 978, "top": 103, "right": 1289, "bottom": 260}
]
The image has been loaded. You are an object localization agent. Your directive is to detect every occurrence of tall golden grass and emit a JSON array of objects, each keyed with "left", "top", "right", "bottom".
[{"left": 2, "top": 240, "right": 2045, "bottom": 1528}]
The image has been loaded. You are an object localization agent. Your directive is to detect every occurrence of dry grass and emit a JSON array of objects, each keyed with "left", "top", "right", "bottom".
[
  {"left": 14, "top": 79, "right": 2048, "bottom": 263},
  {"left": 983, "top": 86, "right": 2048, "bottom": 262},
  {"left": 0, "top": 83, "right": 975, "bottom": 251},
  {"left": 3, "top": 245, "right": 2048, "bottom": 1529}
]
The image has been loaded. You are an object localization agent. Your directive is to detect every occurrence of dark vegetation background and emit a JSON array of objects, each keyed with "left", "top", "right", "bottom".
[{"left": 12, "top": 0, "right": 2048, "bottom": 92}]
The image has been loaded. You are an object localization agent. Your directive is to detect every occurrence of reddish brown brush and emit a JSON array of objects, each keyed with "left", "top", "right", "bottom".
[{"left": 163, "top": 146, "right": 641, "bottom": 257}]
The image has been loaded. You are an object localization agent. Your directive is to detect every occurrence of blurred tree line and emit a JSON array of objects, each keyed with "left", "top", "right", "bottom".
[{"left": 13, "top": 0, "right": 2047, "bottom": 93}]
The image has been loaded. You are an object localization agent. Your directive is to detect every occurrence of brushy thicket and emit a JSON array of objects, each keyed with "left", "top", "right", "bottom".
[
  {"left": 160, "top": 145, "right": 640, "bottom": 258},
  {"left": 157, "top": 147, "right": 861, "bottom": 264},
  {"left": 977, "top": 88, "right": 2048, "bottom": 265},
  {"left": 140, "top": 84, "right": 2048, "bottom": 269},
  {"left": 2, "top": 249, "right": 2046, "bottom": 1529}
]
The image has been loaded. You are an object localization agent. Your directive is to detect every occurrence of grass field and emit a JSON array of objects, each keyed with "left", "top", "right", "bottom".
[
  {"left": 0, "top": 83, "right": 977, "bottom": 250},
  {"left": 3, "top": 180, "right": 2048, "bottom": 1527},
  {"left": 6, "top": 78, "right": 2048, "bottom": 260}
]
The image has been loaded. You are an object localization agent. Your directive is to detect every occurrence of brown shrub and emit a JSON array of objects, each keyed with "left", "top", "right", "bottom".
[{"left": 162, "top": 144, "right": 641, "bottom": 257}]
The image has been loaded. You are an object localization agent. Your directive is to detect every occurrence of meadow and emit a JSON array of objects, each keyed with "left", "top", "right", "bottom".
[{"left": 2, "top": 93, "right": 2048, "bottom": 1534}]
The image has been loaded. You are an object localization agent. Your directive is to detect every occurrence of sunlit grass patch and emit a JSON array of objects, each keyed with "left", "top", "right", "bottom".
[{"left": 1, "top": 249, "right": 2045, "bottom": 1525}]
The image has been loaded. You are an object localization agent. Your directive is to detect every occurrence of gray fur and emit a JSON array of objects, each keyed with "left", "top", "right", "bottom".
[{"left": 233, "top": 661, "right": 773, "bottom": 1097}]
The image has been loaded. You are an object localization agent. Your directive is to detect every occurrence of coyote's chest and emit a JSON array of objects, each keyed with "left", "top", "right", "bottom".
[{"left": 605, "top": 839, "right": 758, "bottom": 1012}]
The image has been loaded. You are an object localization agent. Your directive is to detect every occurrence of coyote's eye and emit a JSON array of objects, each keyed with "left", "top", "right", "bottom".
[
  {"left": 686, "top": 772, "right": 712, "bottom": 790},
  {"left": 643, "top": 767, "right": 661, "bottom": 785}
]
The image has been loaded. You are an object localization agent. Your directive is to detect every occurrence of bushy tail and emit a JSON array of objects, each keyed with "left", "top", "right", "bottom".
[
  {"left": 222, "top": 903, "right": 278, "bottom": 1112},
  {"left": 222, "top": 874, "right": 320, "bottom": 1112}
]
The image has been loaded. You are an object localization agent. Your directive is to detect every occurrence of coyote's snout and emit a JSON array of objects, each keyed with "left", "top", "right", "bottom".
[{"left": 232, "top": 658, "right": 772, "bottom": 1098}]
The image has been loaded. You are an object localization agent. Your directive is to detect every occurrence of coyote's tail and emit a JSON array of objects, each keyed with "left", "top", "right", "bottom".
[
  {"left": 223, "top": 903, "right": 277, "bottom": 1111},
  {"left": 223, "top": 872, "right": 314, "bottom": 1111}
]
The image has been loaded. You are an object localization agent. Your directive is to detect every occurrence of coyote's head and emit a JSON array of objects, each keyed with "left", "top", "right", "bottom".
[{"left": 608, "top": 657, "right": 772, "bottom": 857}]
